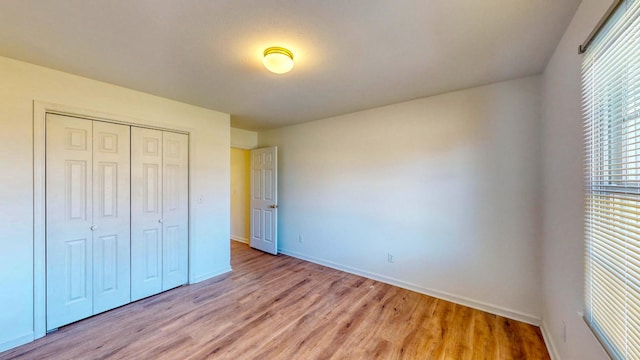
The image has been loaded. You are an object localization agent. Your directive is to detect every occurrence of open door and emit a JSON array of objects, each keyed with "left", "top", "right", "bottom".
[{"left": 250, "top": 147, "right": 278, "bottom": 255}]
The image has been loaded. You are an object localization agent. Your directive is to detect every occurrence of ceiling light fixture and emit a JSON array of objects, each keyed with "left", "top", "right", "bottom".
[{"left": 263, "top": 47, "right": 294, "bottom": 74}]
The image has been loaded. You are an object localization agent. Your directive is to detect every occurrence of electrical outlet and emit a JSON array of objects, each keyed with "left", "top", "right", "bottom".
[
  {"left": 561, "top": 321, "right": 567, "bottom": 343},
  {"left": 388, "top": 253, "right": 394, "bottom": 263},
  {"left": 298, "top": 235, "right": 304, "bottom": 243}
]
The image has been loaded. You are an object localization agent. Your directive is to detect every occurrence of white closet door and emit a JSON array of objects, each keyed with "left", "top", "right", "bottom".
[
  {"left": 92, "top": 121, "right": 131, "bottom": 313},
  {"left": 161, "top": 132, "right": 189, "bottom": 291},
  {"left": 46, "top": 114, "right": 94, "bottom": 330},
  {"left": 131, "top": 127, "right": 164, "bottom": 301}
]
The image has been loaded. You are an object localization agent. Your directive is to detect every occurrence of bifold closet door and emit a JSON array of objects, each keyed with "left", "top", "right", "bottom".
[
  {"left": 131, "top": 128, "right": 164, "bottom": 301},
  {"left": 161, "top": 131, "right": 189, "bottom": 291},
  {"left": 92, "top": 121, "right": 131, "bottom": 314},
  {"left": 46, "top": 114, "right": 131, "bottom": 330},
  {"left": 131, "top": 128, "right": 188, "bottom": 301}
]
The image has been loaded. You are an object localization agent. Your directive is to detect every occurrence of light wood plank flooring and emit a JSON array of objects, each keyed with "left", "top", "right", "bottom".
[{"left": 1, "top": 241, "right": 550, "bottom": 359}]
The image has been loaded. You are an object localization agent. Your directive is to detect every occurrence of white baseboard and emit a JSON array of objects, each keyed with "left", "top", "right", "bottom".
[
  {"left": 279, "top": 248, "right": 541, "bottom": 326},
  {"left": 231, "top": 236, "right": 249, "bottom": 244},
  {"left": 541, "top": 321, "right": 561, "bottom": 360},
  {"left": 0, "top": 332, "right": 34, "bottom": 353},
  {"left": 191, "top": 266, "right": 232, "bottom": 284}
]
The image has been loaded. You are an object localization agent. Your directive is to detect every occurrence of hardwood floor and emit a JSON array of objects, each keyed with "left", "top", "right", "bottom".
[{"left": 1, "top": 241, "right": 550, "bottom": 359}]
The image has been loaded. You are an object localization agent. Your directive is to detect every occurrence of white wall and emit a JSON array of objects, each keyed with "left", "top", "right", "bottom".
[
  {"left": 0, "top": 56, "right": 231, "bottom": 351},
  {"left": 540, "top": 0, "right": 612, "bottom": 359},
  {"left": 231, "top": 127, "right": 258, "bottom": 149},
  {"left": 258, "top": 76, "right": 543, "bottom": 323}
]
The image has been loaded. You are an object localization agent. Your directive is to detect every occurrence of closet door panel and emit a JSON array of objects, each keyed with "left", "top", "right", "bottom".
[
  {"left": 46, "top": 114, "right": 94, "bottom": 330},
  {"left": 162, "top": 132, "right": 189, "bottom": 290},
  {"left": 92, "top": 121, "right": 131, "bottom": 314},
  {"left": 131, "top": 127, "right": 163, "bottom": 301}
]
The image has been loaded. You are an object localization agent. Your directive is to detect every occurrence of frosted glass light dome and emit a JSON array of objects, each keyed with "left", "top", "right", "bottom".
[{"left": 263, "top": 47, "right": 294, "bottom": 74}]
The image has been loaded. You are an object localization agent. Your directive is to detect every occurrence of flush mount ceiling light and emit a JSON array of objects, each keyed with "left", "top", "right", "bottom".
[{"left": 263, "top": 47, "right": 294, "bottom": 74}]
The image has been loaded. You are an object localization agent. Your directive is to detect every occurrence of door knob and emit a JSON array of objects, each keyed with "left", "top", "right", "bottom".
[
  {"left": 90, "top": 225, "right": 98, "bottom": 231},
  {"left": 269, "top": 204, "right": 278, "bottom": 209},
  {"left": 158, "top": 219, "right": 163, "bottom": 223}
]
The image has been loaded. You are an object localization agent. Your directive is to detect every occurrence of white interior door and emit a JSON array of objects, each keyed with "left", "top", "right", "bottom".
[
  {"left": 92, "top": 121, "right": 131, "bottom": 314},
  {"left": 46, "top": 114, "right": 94, "bottom": 330},
  {"left": 161, "top": 131, "right": 189, "bottom": 291},
  {"left": 131, "top": 127, "right": 164, "bottom": 301},
  {"left": 250, "top": 146, "right": 278, "bottom": 255},
  {"left": 46, "top": 115, "right": 132, "bottom": 329}
]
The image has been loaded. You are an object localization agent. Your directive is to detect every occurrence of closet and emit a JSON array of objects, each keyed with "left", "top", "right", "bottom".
[{"left": 45, "top": 113, "right": 188, "bottom": 330}]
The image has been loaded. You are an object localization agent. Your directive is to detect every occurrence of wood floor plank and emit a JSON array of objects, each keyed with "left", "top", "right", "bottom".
[{"left": 0, "top": 241, "right": 550, "bottom": 360}]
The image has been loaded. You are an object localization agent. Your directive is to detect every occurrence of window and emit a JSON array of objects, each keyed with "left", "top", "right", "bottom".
[{"left": 584, "top": 1, "right": 640, "bottom": 359}]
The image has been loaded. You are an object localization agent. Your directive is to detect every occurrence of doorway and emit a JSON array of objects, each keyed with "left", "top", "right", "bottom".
[
  {"left": 230, "top": 147, "right": 251, "bottom": 244},
  {"left": 230, "top": 145, "right": 278, "bottom": 254}
]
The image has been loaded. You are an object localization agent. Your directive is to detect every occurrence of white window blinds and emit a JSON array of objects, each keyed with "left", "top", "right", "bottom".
[{"left": 584, "top": 0, "right": 640, "bottom": 359}]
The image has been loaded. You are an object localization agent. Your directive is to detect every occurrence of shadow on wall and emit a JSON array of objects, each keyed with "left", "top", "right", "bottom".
[{"left": 258, "top": 76, "right": 541, "bottom": 319}]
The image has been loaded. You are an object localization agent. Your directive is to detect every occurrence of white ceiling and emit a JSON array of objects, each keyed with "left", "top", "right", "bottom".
[{"left": 0, "top": 1, "right": 581, "bottom": 130}]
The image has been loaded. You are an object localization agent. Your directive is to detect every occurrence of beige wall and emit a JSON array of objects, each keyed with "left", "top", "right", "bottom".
[
  {"left": 259, "top": 76, "right": 543, "bottom": 324},
  {"left": 231, "top": 148, "right": 251, "bottom": 242},
  {"left": 0, "top": 55, "right": 231, "bottom": 351}
]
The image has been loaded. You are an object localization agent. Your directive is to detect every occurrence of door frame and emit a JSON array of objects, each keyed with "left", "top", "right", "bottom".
[{"left": 33, "top": 101, "right": 192, "bottom": 338}]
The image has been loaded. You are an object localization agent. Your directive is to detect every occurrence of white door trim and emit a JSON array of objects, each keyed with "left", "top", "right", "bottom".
[{"left": 33, "top": 101, "right": 192, "bottom": 339}]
